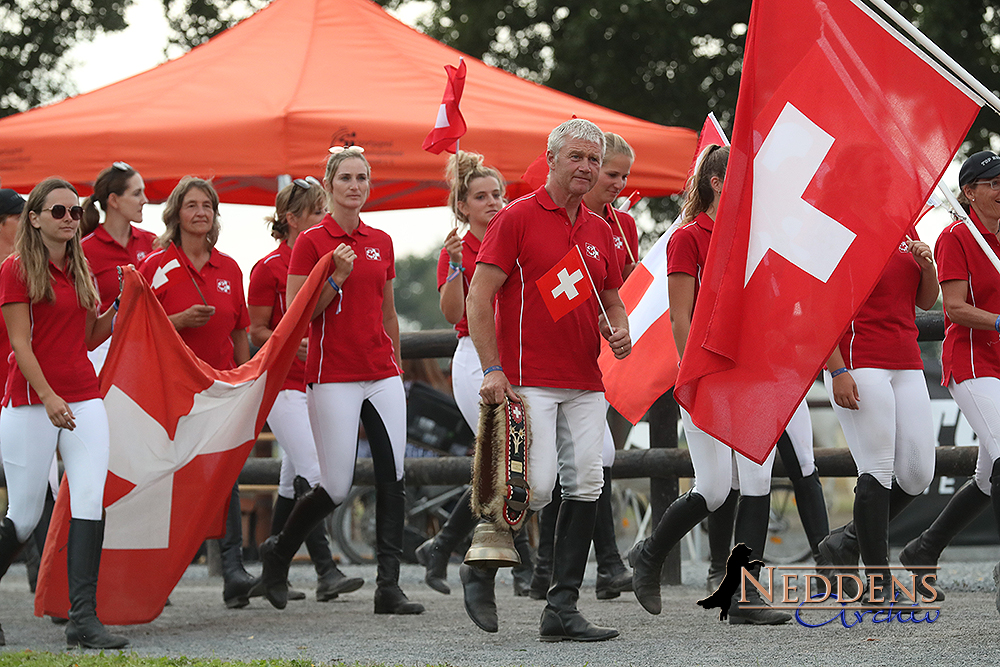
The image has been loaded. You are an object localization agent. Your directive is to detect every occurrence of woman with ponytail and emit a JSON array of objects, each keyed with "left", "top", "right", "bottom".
[{"left": 0, "top": 178, "right": 126, "bottom": 648}]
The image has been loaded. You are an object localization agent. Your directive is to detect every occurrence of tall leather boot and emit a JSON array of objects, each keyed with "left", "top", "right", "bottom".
[
  {"left": 0, "top": 517, "right": 26, "bottom": 647},
  {"left": 306, "top": 520, "right": 363, "bottom": 601},
  {"left": 818, "top": 480, "right": 916, "bottom": 600},
  {"left": 991, "top": 459, "right": 1000, "bottom": 615},
  {"left": 259, "top": 485, "right": 336, "bottom": 609},
  {"left": 594, "top": 467, "right": 631, "bottom": 599},
  {"left": 628, "top": 490, "right": 709, "bottom": 615},
  {"left": 220, "top": 484, "right": 256, "bottom": 609},
  {"left": 791, "top": 470, "right": 830, "bottom": 559},
  {"left": 853, "top": 474, "right": 892, "bottom": 605},
  {"left": 900, "top": 479, "right": 989, "bottom": 603},
  {"left": 248, "top": 494, "right": 306, "bottom": 602},
  {"left": 529, "top": 481, "right": 561, "bottom": 600},
  {"left": 539, "top": 500, "right": 618, "bottom": 642},
  {"left": 372, "top": 479, "right": 424, "bottom": 614},
  {"left": 727, "top": 494, "right": 790, "bottom": 625},
  {"left": 461, "top": 558, "right": 499, "bottom": 632},
  {"left": 415, "top": 486, "right": 477, "bottom": 594},
  {"left": 65, "top": 519, "right": 128, "bottom": 649},
  {"left": 512, "top": 525, "right": 534, "bottom": 597},
  {"left": 705, "top": 489, "right": 737, "bottom": 593}
]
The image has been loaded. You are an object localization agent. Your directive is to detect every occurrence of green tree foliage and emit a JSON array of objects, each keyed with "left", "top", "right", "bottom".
[
  {"left": 394, "top": 249, "right": 450, "bottom": 331},
  {"left": 0, "top": 0, "right": 132, "bottom": 116},
  {"left": 161, "top": 0, "right": 269, "bottom": 52}
]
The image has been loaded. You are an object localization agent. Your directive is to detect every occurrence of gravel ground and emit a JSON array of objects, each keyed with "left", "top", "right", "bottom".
[{"left": 1, "top": 548, "right": 999, "bottom": 666}]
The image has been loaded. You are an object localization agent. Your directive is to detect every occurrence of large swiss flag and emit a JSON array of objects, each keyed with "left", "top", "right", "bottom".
[
  {"left": 601, "top": 113, "right": 728, "bottom": 423},
  {"left": 674, "top": 0, "right": 982, "bottom": 463},
  {"left": 35, "top": 256, "right": 333, "bottom": 624}
]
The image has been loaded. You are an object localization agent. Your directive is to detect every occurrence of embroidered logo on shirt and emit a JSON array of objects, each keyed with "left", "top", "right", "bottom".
[
  {"left": 366, "top": 247, "right": 381, "bottom": 261},
  {"left": 136, "top": 251, "right": 148, "bottom": 261},
  {"left": 613, "top": 236, "right": 623, "bottom": 250},
  {"left": 585, "top": 243, "right": 600, "bottom": 260},
  {"left": 217, "top": 279, "right": 231, "bottom": 294}
]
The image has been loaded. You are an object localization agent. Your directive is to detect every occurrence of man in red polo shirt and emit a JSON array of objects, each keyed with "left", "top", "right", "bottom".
[{"left": 464, "top": 118, "right": 631, "bottom": 642}]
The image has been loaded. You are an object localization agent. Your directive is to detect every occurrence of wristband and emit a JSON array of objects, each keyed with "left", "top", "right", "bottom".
[
  {"left": 113, "top": 296, "right": 120, "bottom": 312},
  {"left": 830, "top": 367, "right": 849, "bottom": 378},
  {"left": 449, "top": 261, "right": 463, "bottom": 270},
  {"left": 327, "top": 276, "right": 341, "bottom": 292},
  {"left": 995, "top": 314, "right": 1000, "bottom": 333},
  {"left": 483, "top": 365, "right": 503, "bottom": 376}
]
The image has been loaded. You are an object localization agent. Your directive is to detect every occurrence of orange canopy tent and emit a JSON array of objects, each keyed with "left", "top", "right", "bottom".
[{"left": 0, "top": 0, "right": 696, "bottom": 209}]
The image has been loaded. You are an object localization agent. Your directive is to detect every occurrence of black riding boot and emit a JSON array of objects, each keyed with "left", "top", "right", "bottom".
[
  {"left": 372, "top": 479, "right": 424, "bottom": 614},
  {"left": 65, "top": 519, "right": 128, "bottom": 649},
  {"left": 594, "top": 467, "right": 631, "bottom": 599},
  {"left": 853, "top": 474, "right": 892, "bottom": 605},
  {"left": 415, "top": 486, "right": 476, "bottom": 595},
  {"left": 220, "top": 484, "right": 256, "bottom": 609},
  {"left": 305, "top": 520, "right": 363, "bottom": 601},
  {"left": 259, "top": 485, "right": 336, "bottom": 609},
  {"left": 727, "top": 494, "right": 790, "bottom": 625},
  {"left": 791, "top": 471, "right": 830, "bottom": 559},
  {"left": 628, "top": 490, "right": 709, "bottom": 615},
  {"left": 539, "top": 500, "right": 618, "bottom": 642},
  {"left": 901, "top": 479, "right": 988, "bottom": 603},
  {"left": 247, "top": 494, "right": 306, "bottom": 602},
  {"left": 705, "top": 489, "right": 737, "bottom": 593},
  {"left": 0, "top": 517, "right": 26, "bottom": 647},
  {"left": 818, "top": 480, "right": 916, "bottom": 600},
  {"left": 461, "top": 556, "right": 499, "bottom": 632},
  {"left": 512, "top": 525, "right": 534, "bottom": 597},
  {"left": 529, "top": 481, "right": 561, "bottom": 600}
]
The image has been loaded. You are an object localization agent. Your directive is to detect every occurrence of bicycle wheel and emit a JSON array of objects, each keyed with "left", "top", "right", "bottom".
[{"left": 330, "top": 486, "right": 377, "bottom": 565}]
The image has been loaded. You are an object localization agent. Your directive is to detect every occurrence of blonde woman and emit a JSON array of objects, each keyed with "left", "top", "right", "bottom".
[{"left": 0, "top": 178, "right": 125, "bottom": 648}]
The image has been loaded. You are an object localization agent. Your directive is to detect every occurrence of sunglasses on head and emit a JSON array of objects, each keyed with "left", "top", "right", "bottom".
[
  {"left": 41, "top": 205, "right": 83, "bottom": 221},
  {"left": 112, "top": 161, "right": 133, "bottom": 172},
  {"left": 292, "top": 176, "right": 322, "bottom": 189},
  {"left": 329, "top": 145, "right": 365, "bottom": 155}
]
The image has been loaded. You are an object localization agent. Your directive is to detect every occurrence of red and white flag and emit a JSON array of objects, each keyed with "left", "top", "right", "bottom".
[
  {"left": 148, "top": 243, "right": 185, "bottom": 295},
  {"left": 34, "top": 256, "right": 333, "bottom": 624},
  {"left": 422, "top": 59, "right": 467, "bottom": 155},
  {"left": 536, "top": 246, "right": 594, "bottom": 322},
  {"left": 674, "top": 0, "right": 982, "bottom": 463},
  {"left": 600, "top": 113, "right": 729, "bottom": 424}
]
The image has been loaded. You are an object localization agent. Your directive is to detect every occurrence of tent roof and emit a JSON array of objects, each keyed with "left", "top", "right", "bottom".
[{"left": 0, "top": 0, "right": 696, "bottom": 209}]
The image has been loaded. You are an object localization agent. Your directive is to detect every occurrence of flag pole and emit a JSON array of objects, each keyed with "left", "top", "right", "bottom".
[
  {"left": 573, "top": 245, "right": 615, "bottom": 334},
  {"left": 862, "top": 0, "right": 1000, "bottom": 115},
  {"left": 935, "top": 183, "right": 1000, "bottom": 277},
  {"left": 171, "top": 242, "right": 209, "bottom": 305},
  {"left": 607, "top": 206, "right": 637, "bottom": 264}
]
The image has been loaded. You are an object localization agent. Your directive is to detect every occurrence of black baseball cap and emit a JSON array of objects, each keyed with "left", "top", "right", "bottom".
[
  {"left": 0, "top": 189, "right": 24, "bottom": 217},
  {"left": 959, "top": 151, "right": 1000, "bottom": 187}
]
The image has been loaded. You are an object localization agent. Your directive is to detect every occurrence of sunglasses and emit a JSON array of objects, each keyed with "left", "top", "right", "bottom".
[
  {"left": 329, "top": 145, "right": 365, "bottom": 155},
  {"left": 41, "top": 205, "right": 84, "bottom": 221},
  {"left": 292, "top": 176, "right": 322, "bottom": 189},
  {"left": 113, "top": 161, "right": 133, "bottom": 172},
  {"left": 973, "top": 178, "right": 1000, "bottom": 192}
]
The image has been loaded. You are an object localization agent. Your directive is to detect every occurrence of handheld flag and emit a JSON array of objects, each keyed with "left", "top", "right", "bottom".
[
  {"left": 422, "top": 59, "right": 467, "bottom": 155},
  {"left": 537, "top": 246, "right": 594, "bottom": 322}
]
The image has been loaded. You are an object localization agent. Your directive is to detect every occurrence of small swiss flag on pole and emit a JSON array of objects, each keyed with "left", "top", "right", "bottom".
[
  {"left": 536, "top": 246, "right": 594, "bottom": 322},
  {"left": 422, "top": 58, "right": 467, "bottom": 155}
]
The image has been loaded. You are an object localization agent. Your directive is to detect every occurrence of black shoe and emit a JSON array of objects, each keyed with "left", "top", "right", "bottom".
[
  {"left": 374, "top": 584, "right": 425, "bottom": 615},
  {"left": 727, "top": 586, "right": 791, "bottom": 625},
  {"left": 595, "top": 568, "right": 632, "bottom": 600},
  {"left": 539, "top": 607, "right": 619, "bottom": 642},
  {"left": 223, "top": 568, "right": 257, "bottom": 609},
  {"left": 66, "top": 519, "right": 129, "bottom": 649},
  {"left": 816, "top": 525, "right": 860, "bottom": 601},
  {"left": 899, "top": 536, "right": 945, "bottom": 603},
  {"left": 317, "top": 564, "right": 364, "bottom": 602},
  {"left": 460, "top": 564, "right": 498, "bottom": 632},
  {"left": 416, "top": 487, "right": 477, "bottom": 595},
  {"left": 415, "top": 536, "right": 452, "bottom": 595},
  {"left": 706, "top": 565, "right": 725, "bottom": 594}
]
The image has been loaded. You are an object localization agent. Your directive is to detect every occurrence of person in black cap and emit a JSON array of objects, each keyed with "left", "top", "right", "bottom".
[
  {"left": 898, "top": 150, "right": 1000, "bottom": 611},
  {"left": 0, "top": 190, "right": 24, "bottom": 259}
]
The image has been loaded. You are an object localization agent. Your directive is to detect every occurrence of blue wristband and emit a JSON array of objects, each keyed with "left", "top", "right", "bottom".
[
  {"left": 995, "top": 315, "right": 1000, "bottom": 333},
  {"left": 483, "top": 365, "right": 503, "bottom": 376},
  {"left": 830, "top": 367, "right": 849, "bottom": 378},
  {"left": 327, "top": 276, "right": 341, "bottom": 292}
]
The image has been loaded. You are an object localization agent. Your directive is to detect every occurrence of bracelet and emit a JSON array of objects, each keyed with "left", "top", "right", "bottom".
[
  {"left": 830, "top": 367, "right": 849, "bottom": 378},
  {"left": 995, "top": 314, "right": 1000, "bottom": 333},
  {"left": 449, "top": 261, "right": 463, "bottom": 271},
  {"left": 446, "top": 267, "right": 462, "bottom": 283},
  {"left": 483, "top": 365, "right": 503, "bottom": 376},
  {"left": 113, "top": 296, "right": 120, "bottom": 312},
  {"left": 327, "top": 276, "right": 341, "bottom": 292}
]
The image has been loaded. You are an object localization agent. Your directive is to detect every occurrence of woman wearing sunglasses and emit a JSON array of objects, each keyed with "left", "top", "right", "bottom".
[
  {"left": 81, "top": 162, "right": 157, "bottom": 371},
  {"left": 247, "top": 176, "right": 363, "bottom": 603},
  {"left": 258, "top": 146, "right": 424, "bottom": 615},
  {"left": 138, "top": 177, "right": 254, "bottom": 610},
  {"left": 899, "top": 151, "right": 1000, "bottom": 609},
  {"left": 0, "top": 178, "right": 126, "bottom": 648}
]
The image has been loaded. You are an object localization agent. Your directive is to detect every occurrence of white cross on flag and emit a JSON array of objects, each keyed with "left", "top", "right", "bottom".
[
  {"left": 674, "top": 0, "right": 983, "bottom": 463},
  {"left": 34, "top": 256, "right": 335, "bottom": 624},
  {"left": 536, "top": 245, "right": 594, "bottom": 322},
  {"left": 421, "top": 58, "right": 467, "bottom": 155}
]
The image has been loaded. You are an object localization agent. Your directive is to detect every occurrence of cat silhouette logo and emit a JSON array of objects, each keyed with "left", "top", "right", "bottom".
[{"left": 697, "top": 543, "right": 762, "bottom": 622}]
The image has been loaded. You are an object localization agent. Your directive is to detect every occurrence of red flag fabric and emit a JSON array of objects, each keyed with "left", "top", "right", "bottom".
[
  {"left": 600, "top": 113, "right": 731, "bottom": 423},
  {"left": 147, "top": 242, "right": 186, "bottom": 296},
  {"left": 422, "top": 59, "right": 467, "bottom": 155},
  {"left": 673, "top": 0, "right": 982, "bottom": 463},
  {"left": 536, "top": 246, "right": 594, "bottom": 322},
  {"left": 34, "top": 255, "right": 333, "bottom": 625}
]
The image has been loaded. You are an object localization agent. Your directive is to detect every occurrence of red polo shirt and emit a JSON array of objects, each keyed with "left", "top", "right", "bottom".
[
  {"left": 82, "top": 224, "right": 158, "bottom": 312},
  {"left": 602, "top": 205, "right": 639, "bottom": 280},
  {"left": 838, "top": 226, "right": 923, "bottom": 370},
  {"left": 477, "top": 186, "right": 622, "bottom": 391},
  {"left": 248, "top": 242, "right": 305, "bottom": 392},
  {"left": 936, "top": 210, "right": 1000, "bottom": 385},
  {"left": 0, "top": 255, "right": 101, "bottom": 407},
  {"left": 436, "top": 231, "right": 480, "bottom": 339},
  {"left": 288, "top": 214, "right": 400, "bottom": 384},
  {"left": 666, "top": 213, "right": 713, "bottom": 304},
  {"left": 139, "top": 246, "right": 249, "bottom": 371}
]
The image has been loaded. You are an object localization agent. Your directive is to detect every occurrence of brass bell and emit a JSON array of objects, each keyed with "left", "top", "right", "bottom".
[{"left": 464, "top": 520, "right": 521, "bottom": 568}]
